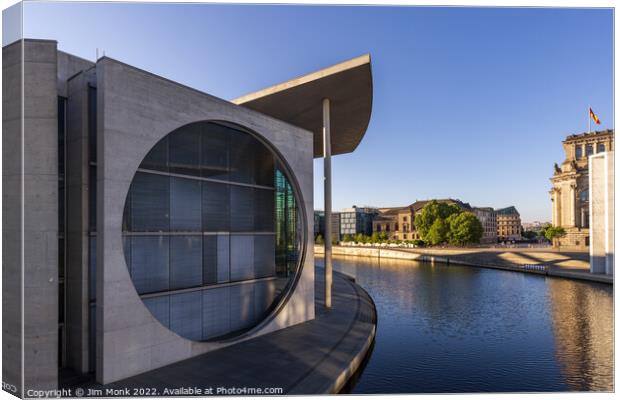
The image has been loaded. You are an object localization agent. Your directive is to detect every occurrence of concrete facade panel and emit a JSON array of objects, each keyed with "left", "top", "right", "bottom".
[
  {"left": 96, "top": 57, "right": 314, "bottom": 383},
  {"left": 2, "top": 39, "right": 59, "bottom": 393}
]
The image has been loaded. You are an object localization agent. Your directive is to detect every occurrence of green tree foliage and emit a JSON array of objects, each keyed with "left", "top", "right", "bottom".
[
  {"left": 426, "top": 218, "right": 450, "bottom": 245},
  {"left": 414, "top": 200, "right": 461, "bottom": 240},
  {"left": 522, "top": 230, "right": 537, "bottom": 240},
  {"left": 342, "top": 234, "right": 353, "bottom": 242},
  {"left": 315, "top": 234, "right": 324, "bottom": 245},
  {"left": 543, "top": 225, "right": 566, "bottom": 246},
  {"left": 446, "top": 212, "right": 483, "bottom": 246}
]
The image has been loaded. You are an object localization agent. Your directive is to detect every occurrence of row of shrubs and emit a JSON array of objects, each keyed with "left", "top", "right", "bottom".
[{"left": 314, "top": 233, "right": 426, "bottom": 247}]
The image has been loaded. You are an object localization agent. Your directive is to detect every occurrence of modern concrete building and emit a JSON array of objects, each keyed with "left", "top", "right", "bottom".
[
  {"left": 589, "top": 151, "right": 614, "bottom": 275},
  {"left": 340, "top": 206, "right": 378, "bottom": 237},
  {"left": 2, "top": 38, "right": 372, "bottom": 394},
  {"left": 495, "top": 206, "right": 522, "bottom": 241},
  {"left": 550, "top": 130, "right": 614, "bottom": 249}
]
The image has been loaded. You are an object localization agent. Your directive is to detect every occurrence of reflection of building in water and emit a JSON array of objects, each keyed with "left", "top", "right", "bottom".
[{"left": 547, "top": 278, "right": 613, "bottom": 391}]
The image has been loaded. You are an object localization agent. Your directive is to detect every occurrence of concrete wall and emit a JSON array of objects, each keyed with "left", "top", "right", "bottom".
[
  {"left": 2, "top": 39, "right": 60, "bottom": 393},
  {"left": 589, "top": 151, "right": 614, "bottom": 275},
  {"left": 96, "top": 57, "right": 315, "bottom": 383},
  {"left": 3, "top": 39, "right": 24, "bottom": 397}
]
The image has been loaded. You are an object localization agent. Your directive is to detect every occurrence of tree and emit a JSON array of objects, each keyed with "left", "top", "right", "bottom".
[
  {"left": 447, "top": 212, "right": 483, "bottom": 246},
  {"left": 426, "top": 218, "right": 450, "bottom": 245},
  {"left": 342, "top": 234, "right": 353, "bottom": 242},
  {"left": 315, "top": 234, "right": 324, "bottom": 245},
  {"left": 522, "top": 230, "right": 537, "bottom": 240},
  {"left": 370, "top": 232, "right": 381, "bottom": 243},
  {"left": 543, "top": 225, "right": 566, "bottom": 247},
  {"left": 414, "top": 200, "right": 461, "bottom": 240}
]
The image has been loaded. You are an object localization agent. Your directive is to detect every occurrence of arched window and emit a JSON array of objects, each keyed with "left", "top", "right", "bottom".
[
  {"left": 586, "top": 144, "right": 593, "bottom": 156},
  {"left": 598, "top": 143, "right": 606, "bottom": 153},
  {"left": 575, "top": 146, "right": 583, "bottom": 159}
]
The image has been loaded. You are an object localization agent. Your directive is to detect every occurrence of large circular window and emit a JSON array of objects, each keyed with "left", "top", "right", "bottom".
[{"left": 122, "top": 121, "right": 303, "bottom": 342}]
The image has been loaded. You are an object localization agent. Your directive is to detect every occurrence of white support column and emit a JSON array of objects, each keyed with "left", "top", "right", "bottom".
[
  {"left": 323, "top": 98, "right": 333, "bottom": 309},
  {"left": 570, "top": 184, "right": 576, "bottom": 227}
]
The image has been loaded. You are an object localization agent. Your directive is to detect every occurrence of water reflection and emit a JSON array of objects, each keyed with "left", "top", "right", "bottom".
[
  {"left": 316, "top": 255, "right": 613, "bottom": 393},
  {"left": 547, "top": 278, "right": 614, "bottom": 391}
]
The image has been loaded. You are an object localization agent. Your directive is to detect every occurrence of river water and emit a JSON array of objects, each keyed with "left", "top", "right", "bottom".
[{"left": 316, "top": 255, "right": 614, "bottom": 393}]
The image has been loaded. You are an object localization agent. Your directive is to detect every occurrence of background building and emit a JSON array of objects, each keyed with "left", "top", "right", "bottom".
[
  {"left": 314, "top": 211, "right": 325, "bottom": 239},
  {"left": 496, "top": 206, "right": 523, "bottom": 241},
  {"left": 340, "top": 206, "right": 378, "bottom": 237},
  {"left": 472, "top": 207, "right": 498, "bottom": 244},
  {"left": 550, "top": 129, "right": 614, "bottom": 249},
  {"left": 313, "top": 210, "right": 341, "bottom": 242},
  {"left": 372, "top": 199, "right": 473, "bottom": 241}
]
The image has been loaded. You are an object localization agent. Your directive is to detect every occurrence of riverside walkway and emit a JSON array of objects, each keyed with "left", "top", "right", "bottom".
[
  {"left": 65, "top": 270, "right": 376, "bottom": 396},
  {"left": 316, "top": 245, "right": 612, "bottom": 284}
]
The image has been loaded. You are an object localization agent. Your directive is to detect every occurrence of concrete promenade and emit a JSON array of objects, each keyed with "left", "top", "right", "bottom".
[
  {"left": 63, "top": 271, "right": 376, "bottom": 395},
  {"left": 315, "top": 245, "right": 612, "bottom": 284}
]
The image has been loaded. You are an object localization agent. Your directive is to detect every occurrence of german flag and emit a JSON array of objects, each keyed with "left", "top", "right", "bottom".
[{"left": 589, "top": 107, "right": 601, "bottom": 125}]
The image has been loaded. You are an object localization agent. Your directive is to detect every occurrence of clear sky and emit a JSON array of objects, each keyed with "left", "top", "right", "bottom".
[{"left": 17, "top": 2, "right": 613, "bottom": 221}]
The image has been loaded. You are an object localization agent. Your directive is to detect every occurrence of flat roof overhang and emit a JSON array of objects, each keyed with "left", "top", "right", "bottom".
[{"left": 232, "top": 54, "right": 373, "bottom": 158}]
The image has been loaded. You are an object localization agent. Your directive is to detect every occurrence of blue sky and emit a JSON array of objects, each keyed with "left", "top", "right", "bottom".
[{"left": 17, "top": 3, "right": 613, "bottom": 221}]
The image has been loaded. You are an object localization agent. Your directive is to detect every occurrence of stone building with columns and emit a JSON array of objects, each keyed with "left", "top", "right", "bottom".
[{"left": 549, "top": 129, "right": 614, "bottom": 249}]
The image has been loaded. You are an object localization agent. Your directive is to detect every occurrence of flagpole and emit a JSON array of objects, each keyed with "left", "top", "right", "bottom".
[{"left": 588, "top": 104, "right": 591, "bottom": 134}]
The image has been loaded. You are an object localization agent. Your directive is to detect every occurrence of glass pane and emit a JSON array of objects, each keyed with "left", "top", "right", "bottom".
[
  {"left": 202, "top": 287, "right": 230, "bottom": 340},
  {"left": 229, "top": 283, "right": 255, "bottom": 332},
  {"left": 170, "top": 177, "right": 201, "bottom": 231},
  {"left": 88, "top": 304, "right": 96, "bottom": 373},
  {"left": 253, "top": 280, "right": 276, "bottom": 319},
  {"left": 254, "top": 140, "right": 274, "bottom": 187},
  {"left": 144, "top": 295, "right": 170, "bottom": 328},
  {"left": 228, "top": 130, "right": 254, "bottom": 184},
  {"left": 170, "top": 291, "right": 202, "bottom": 341},
  {"left": 254, "top": 235, "right": 275, "bottom": 278},
  {"left": 131, "top": 236, "right": 169, "bottom": 294},
  {"left": 89, "top": 236, "right": 97, "bottom": 301},
  {"left": 230, "top": 186, "right": 254, "bottom": 231},
  {"left": 203, "top": 236, "right": 217, "bottom": 285},
  {"left": 254, "top": 188, "right": 274, "bottom": 231},
  {"left": 202, "top": 181, "right": 229, "bottom": 231},
  {"left": 88, "top": 86, "right": 97, "bottom": 163},
  {"left": 169, "top": 124, "right": 201, "bottom": 176},
  {"left": 598, "top": 143, "right": 606, "bottom": 153},
  {"left": 89, "top": 166, "right": 97, "bottom": 232},
  {"left": 230, "top": 235, "right": 254, "bottom": 281},
  {"left": 130, "top": 172, "right": 169, "bottom": 232},
  {"left": 201, "top": 123, "right": 229, "bottom": 180},
  {"left": 141, "top": 136, "right": 168, "bottom": 172},
  {"left": 170, "top": 236, "right": 202, "bottom": 290},
  {"left": 217, "top": 235, "right": 230, "bottom": 283}
]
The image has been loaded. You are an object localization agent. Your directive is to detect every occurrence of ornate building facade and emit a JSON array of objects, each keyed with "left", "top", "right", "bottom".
[
  {"left": 372, "top": 199, "right": 473, "bottom": 241},
  {"left": 495, "top": 206, "right": 522, "bottom": 241},
  {"left": 549, "top": 129, "right": 614, "bottom": 249}
]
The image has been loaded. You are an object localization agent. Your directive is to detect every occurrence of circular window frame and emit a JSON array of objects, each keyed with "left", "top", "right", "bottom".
[{"left": 121, "top": 119, "right": 309, "bottom": 343}]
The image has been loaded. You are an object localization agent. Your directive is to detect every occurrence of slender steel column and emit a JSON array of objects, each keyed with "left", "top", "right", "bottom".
[{"left": 322, "top": 98, "right": 333, "bottom": 308}]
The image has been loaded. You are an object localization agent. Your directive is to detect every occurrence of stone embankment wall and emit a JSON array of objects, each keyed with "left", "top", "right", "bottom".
[{"left": 314, "top": 245, "right": 611, "bottom": 284}]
